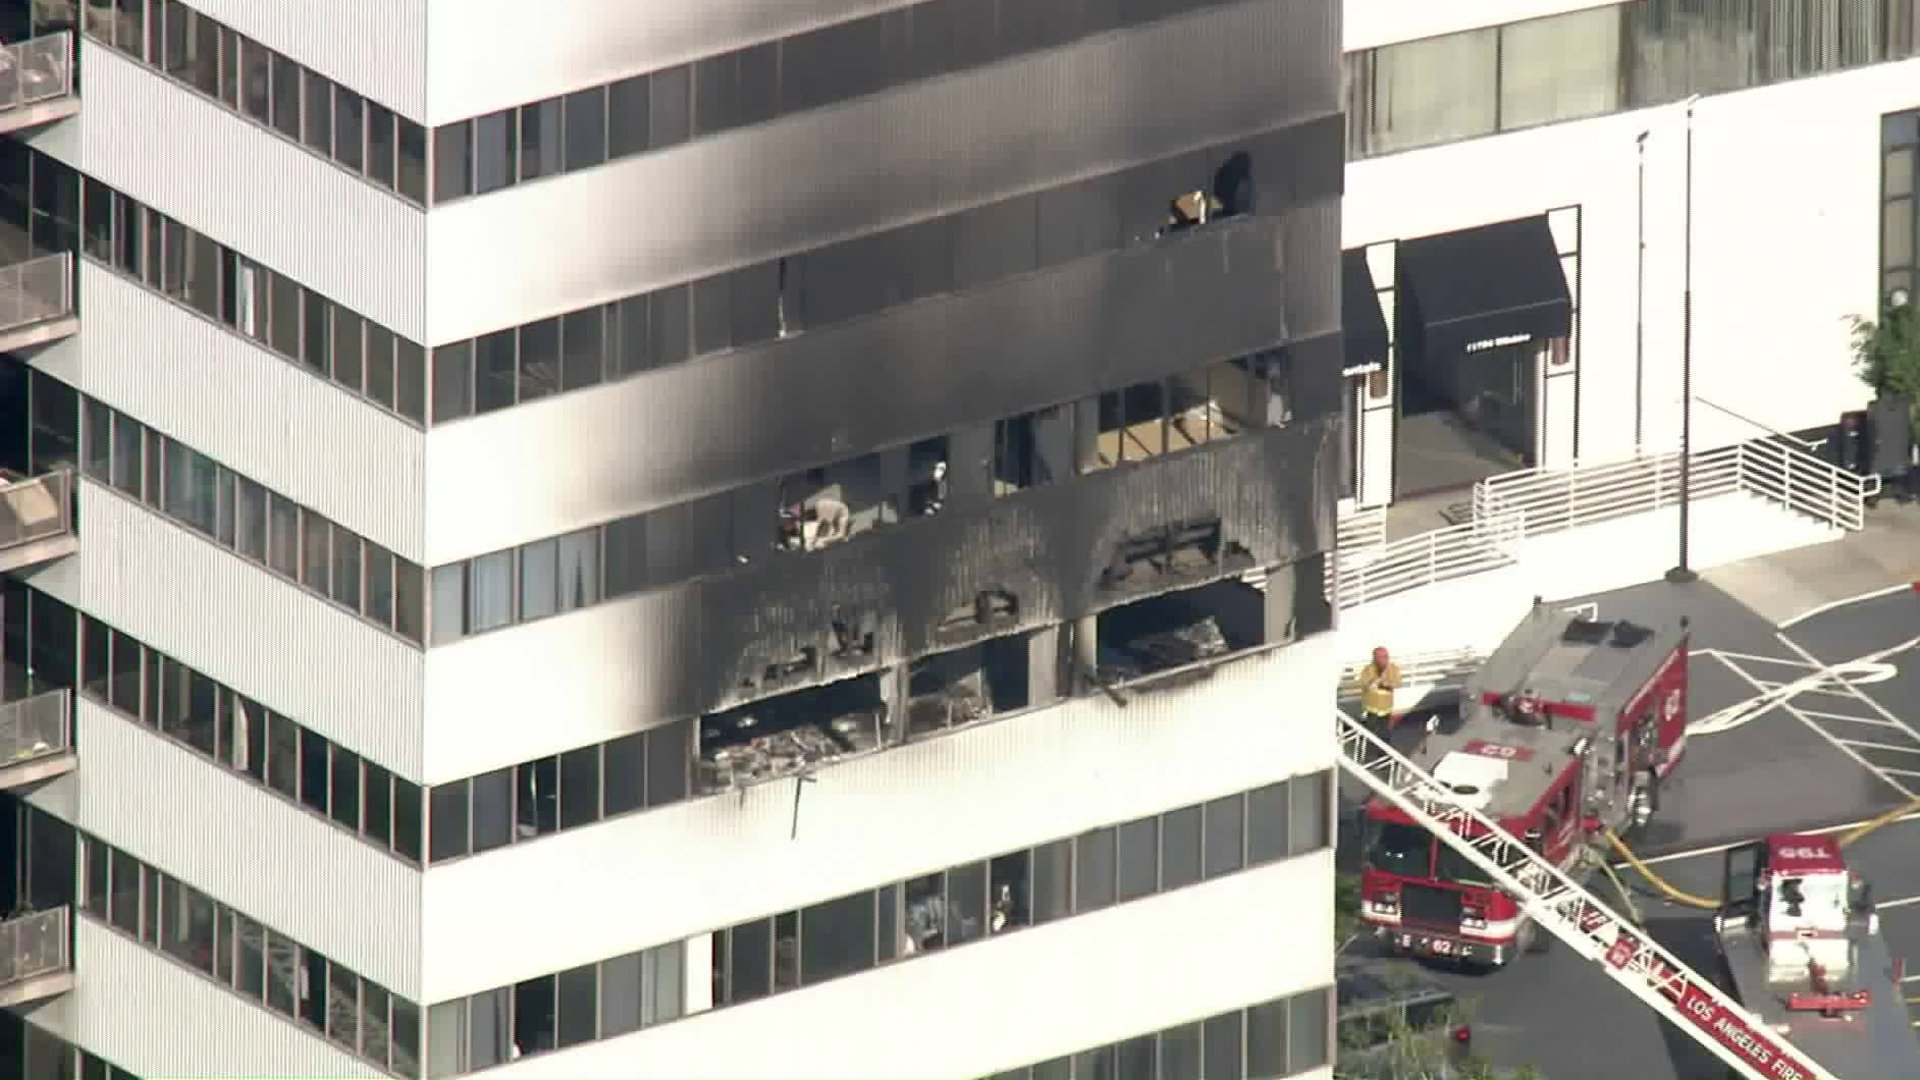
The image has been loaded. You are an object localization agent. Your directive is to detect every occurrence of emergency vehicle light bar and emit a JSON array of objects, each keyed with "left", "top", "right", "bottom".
[{"left": 1333, "top": 712, "right": 1837, "bottom": 1080}]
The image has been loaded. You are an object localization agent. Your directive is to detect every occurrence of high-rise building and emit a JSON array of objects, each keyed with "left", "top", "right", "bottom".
[{"left": 0, "top": 1, "right": 1345, "bottom": 1078}]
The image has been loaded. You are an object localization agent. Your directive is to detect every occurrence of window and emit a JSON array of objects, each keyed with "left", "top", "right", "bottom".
[
  {"left": 108, "top": 846, "right": 139, "bottom": 934},
  {"left": 565, "top": 87, "right": 608, "bottom": 171},
  {"left": 514, "top": 976, "right": 557, "bottom": 1056},
  {"left": 366, "top": 102, "right": 397, "bottom": 188},
  {"left": 602, "top": 732, "right": 643, "bottom": 816},
  {"left": 398, "top": 120, "right": 430, "bottom": 204},
  {"left": 644, "top": 718, "right": 690, "bottom": 806},
  {"left": 556, "top": 965, "right": 597, "bottom": 1050},
  {"left": 1289, "top": 770, "right": 1330, "bottom": 855},
  {"left": 559, "top": 744, "right": 600, "bottom": 829},
  {"left": 267, "top": 711, "right": 299, "bottom": 801},
  {"left": 1117, "top": 816, "right": 1159, "bottom": 901},
  {"left": 518, "top": 98, "right": 563, "bottom": 182},
  {"left": 363, "top": 762, "right": 393, "bottom": 847},
  {"left": 430, "top": 564, "right": 467, "bottom": 645},
  {"left": 1498, "top": 7, "right": 1623, "bottom": 130},
  {"left": 599, "top": 952, "right": 642, "bottom": 1039},
  {"left": 433, "top": 122, "right": 472, "bottom": 203},
  {"left": 726, "top": 918, "right": 773, "bottom": 1004},
  {"left": 1246, "top": 780, "right": 1291, "bottom": 865},
  {"left": 561, "top": 308, "right": 606, "bottom": 390},
  {"left": 432, "top": 341, "right": 474, "bottom": 423},
  {"left": 331, "top": 746, "right": 361, "bottom": 832},
  {"left": 475, "top": 330, "right": 517, "bottom": 413},
  {"left": 1074, "top": 827, "right": 1116, "bottom": 912},
  {"left": 473, "top": 110, "right": 516, "bottom": 194},
  {"left": 302, "top": 69, "right": 333, "bottom": 155},
  {"left": 518, "top": 317, "right": 561, "bottom": 402},
  {"left": 1347, "top": 28, "right": 1498, "bottom": 156},
  {"left": 469, "top": 550, "right": 515, "bottom": 633},
  {"left": 800, "top": 890, "right": 876, "bottom": 985},
  {"left": 238, "top": 36, "right": 270, "bottom": 121},
  {"left": 1204, "top": 794, "right": 1245, "bottom": 879},
  {"left": 269, "top": 51, "right": 302, "bottom": 140},
  {"left": 556, "top": 529, "right": 601, "bottom": 612},
  {"left": 429, "top": 780, "right": 470, "bottom": 862},
  {"left": 1031, "top": 837, "right": 1073, "bottom": 925},
  {"left": 607, "top": 75, "right": 650, "bottom": 157},
  {"left": 335, "top": 89, "right": 366, "bottom": 172},
  {"left": 1202, "top": 1011, "right": 1243, "bottom": 1080},
  {"left": 333, "top": 309, "right": 365, "bottom": 391}
]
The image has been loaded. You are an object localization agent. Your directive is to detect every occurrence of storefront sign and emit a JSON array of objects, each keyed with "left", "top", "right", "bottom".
[{"left": 1463, "top": 333, "right": 1534, "bottom": 354}]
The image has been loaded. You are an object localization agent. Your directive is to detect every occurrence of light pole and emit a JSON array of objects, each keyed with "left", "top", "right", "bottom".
[
  {"left": 1665, "top": 95, "right": 1701, "bottom": 585},
  {"left": 1635, "top": 129, "right": 1649, "bottom": 454}
]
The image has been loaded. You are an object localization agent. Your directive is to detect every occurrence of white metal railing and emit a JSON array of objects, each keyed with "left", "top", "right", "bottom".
[
  {"left": 0, "top": 688, "right": 69, "bottom": 770},
  {"left": 0, "top": 906, "right": 68, "bottom": 988},
  {"left": 0, "top": 252, "right": 72, "bottom": 335},
  {"left": 0, "top": 33, "right": 72, "bottom": 115},
  {"left": 1332, "top": 508, "right": 1524, "bottom": 610},
  {"left": 1334, "top": 435, "right": 1876, "bottom": 610},
  {"left": 0, "top": 468, "right": 72, "bottom": 551},
  {"left": 1339, "top": 645, "right": 1484, "bottom": 696}
]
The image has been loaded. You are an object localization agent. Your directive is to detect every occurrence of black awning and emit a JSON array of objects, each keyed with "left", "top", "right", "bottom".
[
  {"left": 1342, "top": 248, "right": 1389, "bottom": 370},
  {"left": 1397, "top": 215, "right": 1571, "bottom": 358}
]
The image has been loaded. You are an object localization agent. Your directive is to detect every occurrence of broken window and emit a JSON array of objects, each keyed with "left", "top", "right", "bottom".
[
  {"left": 697, "top": 673, "right": 887, "bottom": 793},
  {"left": 936, "top": 587, "right": 1019, "bottom": 641},
  {"left": 907, "top": 437, "right": 949, "bottom": 516},
  {"left": 776, "top": 453, "right": 893, "bottom": 552},
  {"left": 993, "top": 406, "right": 1070, "bottom": 496},
  {"left": 906, "top": 633, "right": 1031, "bottom": 740},
  {"left": 1093, "top": 580, "right": 1267, "bottom": 684},
  {"left": 1100, "top": 517, "right": 1228, "bottom": 591}
]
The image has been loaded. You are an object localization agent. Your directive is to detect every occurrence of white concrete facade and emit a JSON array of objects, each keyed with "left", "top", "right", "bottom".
[{"left": 1343, "top": 40, "right": 1919, "bottom": 509}]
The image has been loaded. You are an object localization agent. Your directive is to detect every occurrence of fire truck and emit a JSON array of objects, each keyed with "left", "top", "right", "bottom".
[
  {"left": 1357, "top": 600, "right": 1691, "bottom": 968},
  {"left": 1712, "top": 833, "right": 1920, "bottom": 1079}
]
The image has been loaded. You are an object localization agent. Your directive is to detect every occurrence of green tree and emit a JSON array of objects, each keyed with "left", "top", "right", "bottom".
[
  {"left": 1849, "top": 300, "right": 1920, "bottom": 422},
  {"left": 1336, "top": 873, "right": 1362, "bottom": 948}
]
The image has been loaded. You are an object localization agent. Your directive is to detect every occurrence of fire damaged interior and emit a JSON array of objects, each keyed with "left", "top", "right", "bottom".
[{"left": 589, "top": 0, "right": 1349, "bottom": 792}]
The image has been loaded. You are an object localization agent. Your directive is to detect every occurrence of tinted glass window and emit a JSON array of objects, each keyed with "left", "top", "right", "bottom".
[
  {"left": 470, "top": 767, "right": 512, "bottom": 853},
  {"left": 432, "top": 123, "right": 471, "bottom": 203},
  {"left": 1246, "top": 780, "right": 1291, "bottom": 865},
  {"left": 1074, "top": 827, "right": 1116, "bottom": 913},
  {"left": 1031, "top": 838, "right": 1073, "bottom": 924},
  {"left": 800, "top": 890, "right": 876, "bottom": 985},
  {"left": 564, "top": 87, "right": 607, "bottom": 171},
  {"left": 1202, "top": 1011, "right": 1243, "bottom": 1080},
  {"left": 602, "top": 732, "right": 643, "bottom": 816},
  {"left": 727, "top": 919, "right": 773, "bottom": 1004},
  {"left": 1117, "top": 817, "right": 1159, "bottom": 901},
  {"left": 1203, "top": 794, "right": 1245, "bottom": 879},
  {"left": 428, "top": 780, "right": 469, "bottom": 862},
  {"left": 644, "top": 718, "right": 689, "bottom": 806}
]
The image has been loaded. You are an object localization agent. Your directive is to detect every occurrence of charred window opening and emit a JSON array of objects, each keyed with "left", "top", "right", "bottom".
[
  {"left": 1156, "top": 152, "right": 1255, "bottom": 238},
  {"left": 827, "top": 607, "right": 877, "bottom": 661},
  {"left": 741, "top": 645, "right": 817, "bottom": 692},
  {"left": 698, "top": 673, "right": 887, "bottom": 793},
  {"left": 1099, "top": 517, "right": 1249, "bottom": 592},
  {"left": 907, "top": 437, "right": 949, "bottom": 516},
  {"left": 993, "top": 406, "right": 1070, "bottom": 496},
  {"left": 906, "top": 633, "right": 1031, "bottom": 740},
  {"left": 1082, "top": 354, "right": 1285, "bottom": 475},
  {"left": 937, "top": 587, "right": 1019, "bottom": 640},
  {"left": 1093, "top": 580, "right": 1266, "bottom": 685},
  {"left": 775, "top": 454, "right": 893, "bottom": 552}
]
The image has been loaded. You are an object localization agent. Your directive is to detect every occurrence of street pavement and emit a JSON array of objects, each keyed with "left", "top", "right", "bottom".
[{"left": 1337, "top": 574, "right": 1920, "bottom": 1080}]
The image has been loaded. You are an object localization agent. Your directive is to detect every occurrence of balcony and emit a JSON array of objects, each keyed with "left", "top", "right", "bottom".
[
  {"left": 0, "top": 252, "right": 77, "bottom": 353},
  {"left": 0, "top": 32, "right": 76, "bottom": 135},
  {"left": 0, "top": 906, "right": 73, "bottom": 1007},
  {"left": 0, "top": 685, "right": 72, "bottom": 790},
  {"left": 0, "top": 467, "right": 75, "bottom": 573}
]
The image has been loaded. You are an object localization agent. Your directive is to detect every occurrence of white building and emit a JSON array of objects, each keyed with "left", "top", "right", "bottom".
[
  {"left": 1339, "top": 0, "right": 1920, "bottom": 509},
  {"left": 0, "top": 2, "right": 1344, "bottom": 1079}
]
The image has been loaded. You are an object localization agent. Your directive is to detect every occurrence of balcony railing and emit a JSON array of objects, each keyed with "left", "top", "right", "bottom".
[
  {"left": 0, "top": 32, "right": 75, "bottom": 131},
  {"left": 0, "top": 906, "right": 72, "bottom": 1007},
  {"left": 0, "top": 687, "right": 72, "bottom": 790},
  {"left": 0, "top": 252, "right": 75, "bottom": 346},
  {"left": 0, "top": 467, "right": 76, "bottom": 573}
]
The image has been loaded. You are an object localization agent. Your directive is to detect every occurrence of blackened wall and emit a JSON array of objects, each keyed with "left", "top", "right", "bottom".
[{"left": 656, "top": 0, "right": 1346, "bottom": 715}]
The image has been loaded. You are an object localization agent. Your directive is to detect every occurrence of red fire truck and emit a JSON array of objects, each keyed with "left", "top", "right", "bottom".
[{"left": 1358, "top": 600, "right": 1691, "bottom": 968}]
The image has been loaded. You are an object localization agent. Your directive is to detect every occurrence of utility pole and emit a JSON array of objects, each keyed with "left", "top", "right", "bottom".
[
  {"left": 1635, "top": 129, "right": 1648, "bottom": 455},
  {"left": 1666, "top": 96, "right": 1701, "bottom": 585}
]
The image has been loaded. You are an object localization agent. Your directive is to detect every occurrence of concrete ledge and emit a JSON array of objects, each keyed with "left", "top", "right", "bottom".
[
  {"left": 0, "top": 96, "right": 78, "bottom": 137},
  {"left": 0, "top": 314, "right": 78, "bottom": 354},
  {"left": 0, "top": 750, "right": 74, "bottom": 792},
  {"left": 0, "top": 968, "right": 72, "bottom": 1009},
  {"left": 0, "top": 531, "right": 76, "bottom": 575}
]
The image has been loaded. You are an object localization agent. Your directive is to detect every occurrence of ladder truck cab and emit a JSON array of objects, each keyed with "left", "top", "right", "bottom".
[
  {"left": 1713, "top": 833, "right": 1920, "bottom": 1079},
  {"left": 1358, "top": 602, "right": 1691, "bottom": 968}
]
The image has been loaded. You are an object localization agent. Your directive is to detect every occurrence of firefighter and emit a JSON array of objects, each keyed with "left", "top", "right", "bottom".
[{"left": 1355, "top": 646, "right": 1403, "bottom": 764}]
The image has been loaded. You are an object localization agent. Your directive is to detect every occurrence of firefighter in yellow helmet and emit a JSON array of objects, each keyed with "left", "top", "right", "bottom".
[{"left": 1355, "top": 645, "right": 1403, "bottom": 764}]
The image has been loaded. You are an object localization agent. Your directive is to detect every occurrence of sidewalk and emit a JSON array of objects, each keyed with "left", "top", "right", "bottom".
[{"left": 1703, "top": 499, "right": 1920, "bottom": 626}]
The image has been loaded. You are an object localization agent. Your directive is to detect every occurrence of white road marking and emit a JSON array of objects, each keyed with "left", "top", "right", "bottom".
[
  {"left": 1690, "top": 646, "right": 1914, "bottom": 738},
  {"left": 1798, "top": 708, "right": 1904, "bottom": 728},
  {"left": 1837, "top": 739, "right": 1920, "bottom": 757},
  {"left": 1773, "top": 631, "right": 1920, "bottom": 739},
  {"left": 1881, "top": 767, "right": 1920, "bottom": 780},
  {"left": 1878, "top": 894, "right": 1920, "bottom": 911},
  {"left": 1709, "top": 649, "right": 1820, "bottom": 669},
  {"left": 1619, "top": 812, "right": 1920, "bottom": 869},
  {"left": 1779, "top": 582, "right": 1917, "bottom": 630},
  {"left": 1706, "top": 653, "right": 1918, "bottom": 798}
]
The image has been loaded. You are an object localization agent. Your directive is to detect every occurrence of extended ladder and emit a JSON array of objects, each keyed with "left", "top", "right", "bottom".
[{"left": 1334, "top": 712, "right": 1836, "bottom": 1080}]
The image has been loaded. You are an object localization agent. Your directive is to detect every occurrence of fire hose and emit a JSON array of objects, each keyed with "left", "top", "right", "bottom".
[{"left": 1605, "top": 794, "right": 1920, "bottom": 913}]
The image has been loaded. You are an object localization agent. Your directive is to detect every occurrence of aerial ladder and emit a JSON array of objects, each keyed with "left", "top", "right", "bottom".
[{"left": 1334, "top": 712, "right": 1837, "bottom": 1080}]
